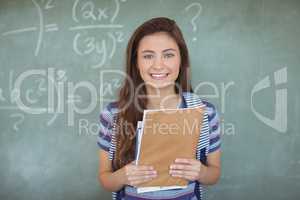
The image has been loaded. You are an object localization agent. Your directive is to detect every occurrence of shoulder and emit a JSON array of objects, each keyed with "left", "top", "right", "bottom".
[
  {"left": 98, "top": 102, "right": 119, "bottom": 151},
  {"left": 182, "top": 92, "right": 218, "bottom": 120},
  {"left": 103, "top": 101, "right": 119, "bottom": 114},
  {"left": 201, "top": 100, "right": 218, "bottom": 120},
  {"left": 182, "top": 92, "right": 217, "bottom": 109}
]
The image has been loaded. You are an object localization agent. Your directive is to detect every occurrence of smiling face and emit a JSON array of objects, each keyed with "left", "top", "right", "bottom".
[{"left": 137, "top": 32, "right": 181, "bottom": 91}]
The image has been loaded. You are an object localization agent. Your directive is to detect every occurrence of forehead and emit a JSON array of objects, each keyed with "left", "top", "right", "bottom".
[{"left": 138, "top": 32, "right": 179, "bottom": 51}]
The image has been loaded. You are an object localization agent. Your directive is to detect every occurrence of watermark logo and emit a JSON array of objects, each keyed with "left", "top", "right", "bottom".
[{"left": 251, "top": 67, "right": 287, "bottom": 133}]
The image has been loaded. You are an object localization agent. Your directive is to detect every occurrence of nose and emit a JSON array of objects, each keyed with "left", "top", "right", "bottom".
[{"left": 152, "top": 55, "right": 164, "bottom": 70}]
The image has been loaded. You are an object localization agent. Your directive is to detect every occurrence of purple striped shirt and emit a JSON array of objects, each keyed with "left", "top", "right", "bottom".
[{"left": 97, "top": 92, "right": 221, "bottom": 200}]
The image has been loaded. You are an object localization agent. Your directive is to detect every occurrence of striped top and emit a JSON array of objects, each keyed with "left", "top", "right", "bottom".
[{"left": 97, "top": 92, "right": 221, "bottom": 200}]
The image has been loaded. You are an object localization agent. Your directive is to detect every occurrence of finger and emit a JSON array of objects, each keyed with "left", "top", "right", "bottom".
[
  {"left": 174, "top": 158, "right": 198, "bottom": 165},
  {"left": 170, "top": 164, "right": 199, "bottom": 171},
  {"left": 126, "top": 169, "right": 157, "bottom": 177},
  {"left": 130, "top": 178, "right": 156, "bottom": 186},
  {"left": 133, "top": 170, "right": 157, "bottom": 176},
  {"left": 169, "top": 169, "right": 197, "bottom": 177},
  {"left": 136, "top": 165, "right": 155, "bottom": 171},
  {"left": 169, "top": 170, "right": 198, "bottom": 181},
  {"left": 125, "top": 166, "right": 155, "bottom": 176},
  {"left": 130, "top": 160, "right": 136, "bottom": 165},
  {"left": 128, "top": 174, "right": 157, "bottom": 182},
  {"left": 124, "top": 162, "right": 136, "bottom": 174}
]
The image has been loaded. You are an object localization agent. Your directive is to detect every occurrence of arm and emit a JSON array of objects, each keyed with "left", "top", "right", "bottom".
[
  {"left": 197, "top": 149, "right": 221, "bottom": 185},
  {"left": 98, "top": 149, "right": 125, "bottom": 192},
  {"left": 199, "top": 102, "right": 222, "bottom": 185},
  {"left": 97, "top": 105, "right": 128, "bottom": 192}
]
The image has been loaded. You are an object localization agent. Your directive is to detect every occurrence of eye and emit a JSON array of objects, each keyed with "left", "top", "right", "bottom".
[
  {"left": 164, "top": 53, "right": 175, "bottom": 58},
  {"left": 143, "top": 54, "right": 154, "bottom": 59}
]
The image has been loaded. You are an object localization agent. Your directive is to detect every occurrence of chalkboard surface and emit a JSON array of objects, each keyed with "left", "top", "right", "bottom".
[{"left": 0, "top": 0, "right": 299, "bottom": 200}]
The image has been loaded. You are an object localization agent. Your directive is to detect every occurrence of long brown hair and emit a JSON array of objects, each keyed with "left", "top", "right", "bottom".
[{"left": 113, "top": 17, "right": 193, "bottom": 170}]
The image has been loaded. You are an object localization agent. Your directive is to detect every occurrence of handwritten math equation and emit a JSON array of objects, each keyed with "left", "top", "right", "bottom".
[
  {"left": 0, "top": 0, "right": 205, "bottom": 132},
  {"left": 1, "top": 0, "right": 126, "bottom": 68}
]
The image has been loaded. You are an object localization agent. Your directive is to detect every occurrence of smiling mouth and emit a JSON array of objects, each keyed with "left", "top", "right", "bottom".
[{"left": 150, "top": 73, "right": 169, "bottom": 80}]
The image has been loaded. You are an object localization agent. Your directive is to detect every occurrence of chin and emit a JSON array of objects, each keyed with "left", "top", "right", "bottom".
[{"left": 146, "top": 81, "right": 176, "bottom": 90}]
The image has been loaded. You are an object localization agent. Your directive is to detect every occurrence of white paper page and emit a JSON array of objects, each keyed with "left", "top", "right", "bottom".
[
  {"left": 137, "top": 185, "right": 188, "bottom": 194},
  {"left": 135, "top": 121, "right": 143, "bottom": 165}
]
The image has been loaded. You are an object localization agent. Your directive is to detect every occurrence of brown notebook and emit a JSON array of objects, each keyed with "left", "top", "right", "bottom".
[{"left": 136, "top": 106, "right": 204, "bottom": 191}]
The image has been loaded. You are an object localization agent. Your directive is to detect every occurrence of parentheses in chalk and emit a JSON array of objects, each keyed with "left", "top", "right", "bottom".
[
  {"left": 73, "top": 33, "right": 84, "bottom": 56},
  {"left": 111, "top": 0, "right": 120, "bottom": 23},
  {"left": 72, "top": 0, "right": 81, "bottom": 23},
  {"left": 108, "top": 32, "right": 116, "bottom": 59}
]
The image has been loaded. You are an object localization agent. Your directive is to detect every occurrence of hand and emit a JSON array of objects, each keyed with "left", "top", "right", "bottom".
[
  {"left": 169, "top": 158, "right": 204, "bottom": 181},
  {"left": 121, "top": 161, "right": 157, "bottom": 187}
]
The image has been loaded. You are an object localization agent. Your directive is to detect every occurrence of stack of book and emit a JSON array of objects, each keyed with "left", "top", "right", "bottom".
[{"left": 135, "top": 106, "right": 204, "bottom": 193}]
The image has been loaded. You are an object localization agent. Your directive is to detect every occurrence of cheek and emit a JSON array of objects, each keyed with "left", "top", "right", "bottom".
[
  {"left": 167, "top": 58, "right": 181, "bottom": 73},
  {"left": 137, "top": 59, "right": 149, "bottom": 78},
  {"left": 170, "top": 59, "right": 181, "bottom": 80},
  {"left": 138, "top": 56, "right": 153, "bottom": 68}
]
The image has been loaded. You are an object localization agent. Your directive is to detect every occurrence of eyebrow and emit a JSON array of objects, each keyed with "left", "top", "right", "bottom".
[{"left": 141, "top": 48, "right": 177, "bottom": 54}]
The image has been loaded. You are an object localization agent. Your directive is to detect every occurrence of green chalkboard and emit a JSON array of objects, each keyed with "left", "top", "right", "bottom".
[{"left": 0, "top": 0, "right": 299, "bottom": 200}]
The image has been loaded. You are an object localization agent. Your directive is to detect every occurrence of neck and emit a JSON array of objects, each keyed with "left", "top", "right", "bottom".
[{"left": 145, "top": 85, "right": 181, "bottom": 110}]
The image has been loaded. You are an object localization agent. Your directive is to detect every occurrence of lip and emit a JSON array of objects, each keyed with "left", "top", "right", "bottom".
[{"left": 150, "top": 73, "right": 169, "bottom": 80}]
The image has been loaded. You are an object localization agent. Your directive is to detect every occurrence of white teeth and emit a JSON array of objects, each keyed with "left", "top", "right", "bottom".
[{"left": 151, "top": 73, "right": 168, "bottom": 78}]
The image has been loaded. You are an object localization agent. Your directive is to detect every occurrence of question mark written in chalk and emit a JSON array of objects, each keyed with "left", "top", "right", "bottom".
[
  {"left": 10, "top": 113, "right": 25, "bottom": 132},
  {"left": 184, "top": 2, "right": 202, "bottom": 41}
]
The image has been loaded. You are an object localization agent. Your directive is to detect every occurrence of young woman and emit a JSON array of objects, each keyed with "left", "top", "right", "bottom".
[{"left": 97, "top": 17, "right": 221, "bottom": 200}]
